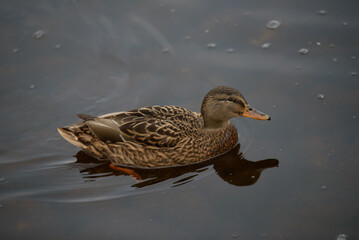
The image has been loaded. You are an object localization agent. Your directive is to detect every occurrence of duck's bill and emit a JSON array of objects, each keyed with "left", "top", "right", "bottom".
[{"left": 242, "top": 106, "right": 271, "bottom": 120}]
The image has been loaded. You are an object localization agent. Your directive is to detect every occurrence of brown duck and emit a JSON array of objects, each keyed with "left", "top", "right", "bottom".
[{"left": 58, "top": 86, "right": 270, "bottom": 169}]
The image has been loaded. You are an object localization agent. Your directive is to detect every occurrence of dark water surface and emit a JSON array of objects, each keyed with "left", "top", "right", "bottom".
[{"left": 1, "top": 0, "right": 359, "bottom": 239}]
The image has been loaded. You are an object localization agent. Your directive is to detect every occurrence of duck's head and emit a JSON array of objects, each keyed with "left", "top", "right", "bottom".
[{"left": 201, "top": 86, "right": 271, "bottom": 129}]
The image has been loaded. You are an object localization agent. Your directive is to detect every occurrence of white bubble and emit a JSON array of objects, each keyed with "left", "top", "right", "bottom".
[
  {"left": 261, "top": 43, "right": 272, "bottom": 49},
  {"left": 266, "top": 20, "right": 281, "bottom": 29},
  {"left": 317, "top": 94, "right": 325, "bottom": 100},
  {"left": 336, "top": 234, "right": 347, "bottom": 240},
  {"left": 298, "top": 48, "right": 309, "bottom": 55},
  {"left": 207, "top": 43, "right": 216, "bottom": 49},
  {"left": 226, "top": 48, "right": 235, "bottom": 53},
  {"left": 33, "top": 30, "right": 45, "bottom": 39}
]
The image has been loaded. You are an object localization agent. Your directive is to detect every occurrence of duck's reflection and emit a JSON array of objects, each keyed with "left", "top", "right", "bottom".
[{"left": 74, "top": 144, "right": 279, "bottom": 188}]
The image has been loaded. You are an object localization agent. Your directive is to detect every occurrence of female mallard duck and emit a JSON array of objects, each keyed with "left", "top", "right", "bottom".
[{"left": 58, "top": 86, "right": 270, "bottom": 169}]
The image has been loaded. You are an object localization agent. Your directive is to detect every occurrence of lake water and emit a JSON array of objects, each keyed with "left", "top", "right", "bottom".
[{"left": 1, "top": 0, "right": 358, "bottom": 239}]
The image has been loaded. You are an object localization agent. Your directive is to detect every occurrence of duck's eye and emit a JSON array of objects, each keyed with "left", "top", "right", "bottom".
[{"left": 227, "top": 97, "right": 234, "bottom": 102}]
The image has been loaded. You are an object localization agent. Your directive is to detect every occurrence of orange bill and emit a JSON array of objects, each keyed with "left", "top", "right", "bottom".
[{"left": 242, "top": 105, "right": 271, "bottom": 120}]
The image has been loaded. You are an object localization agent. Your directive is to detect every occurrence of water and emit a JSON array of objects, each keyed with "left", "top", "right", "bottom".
[{"left": 1, "top": 0, "right": 359, "bottom": 239}]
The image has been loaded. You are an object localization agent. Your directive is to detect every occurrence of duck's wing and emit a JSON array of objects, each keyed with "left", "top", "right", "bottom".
[{"left": 83, "top": 106, "right": 203, "bottom": 147}]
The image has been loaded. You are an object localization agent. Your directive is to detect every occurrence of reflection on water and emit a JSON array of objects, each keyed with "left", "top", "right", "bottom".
[
  {"left": 19, "top": 144, "right": 278, "bottom": 204},
  {"left": 74, "top": 144, "right": 279, "bottom": 188}
]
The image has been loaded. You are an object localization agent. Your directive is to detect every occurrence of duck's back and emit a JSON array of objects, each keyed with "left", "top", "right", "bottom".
[{"left": 100, "top": 105, "right": 203, "bottom": 147}]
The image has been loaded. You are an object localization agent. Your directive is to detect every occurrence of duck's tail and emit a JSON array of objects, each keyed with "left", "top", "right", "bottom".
[
  {"left": 57, "top": 127, "right": 87, "bottom": 149},
  {"left": 57, "top": 124, "right": 108, "bottom": 159}
]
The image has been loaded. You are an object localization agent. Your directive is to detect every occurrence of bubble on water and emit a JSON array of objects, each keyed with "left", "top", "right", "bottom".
[
  {"left": 29, "top": 84, "right": 35, "bottom": 89},
  {"left": 0, "top": 177, "right": 5, "bottom": 182},
  {"left": 272, "top": 105, "right": 277, "bottom": 109},
  {"left": 317, "top": 10, "right": 327, "bottom": 15},
  {"left": 350, "top": 72, "right": 357, "bottom": 76},
  {"left": 162, "top": 48, "right": 169, "bottom": 53},
  {"left": 316, "top": 42, "right": 321, "bottom": 46},
  {"left": 233, "top": 23, "right": 239, "bottom": 27},
  {"left": 266, "top": 20, "right": 281, "bottom": 29},
  {"left": 353, "top": 116, "right": 357, "bottom": 120},
  {"left": 170, "top": 9, "right": 176, "bottom": 13},
  {"left": 13, "top": 48, "right": 19, "bottom": 53},
  {"left": 332, "top": 58, "right": 338, "bottom": 62},
  {"left": 295, "top": 66, "right": 301, "bottom": 70},
  {"left": 0, "top": 205, "right": 3, "bottom": 208},
  {"left": 336, "top": 234, "right": 347, "bottom": 240},
  {"left": 231, "top": 233, "right": 239, "bottom": 238},
  {"left": 184, "top": 36, "right": 192, "bottom": 40},
  {"left": 33, "top": 30, "right": 45, "bottom": 39},
  {"left": 279, "top": 148, "right": 283, "bottom": 152},
  {"left": 329, "top": 44, "right": 336, "bottom": 48},
  {"left": 204, "top": 29, "right": 210, "bottom": 33},
  {"left": 55, "top": 44, "right": 61, "bottom": 49},
  {"left": 321, "top": 185, "right": 327, "bottom": 190},
  {"left": 351, "top": 56, "right": 357, "bottom": 60},
  {"left": 342, "top": 22, "right": 348, "bottom": 26},
  {"left": 295, "top": 82, "right": 299, "bottom": 86},
  {"left": 207, "top": 43, "right": 216, "bottom": 49},
  {"left": 226, "top": 48, "right": 235, "bottom": 53},
  {"left": 317, "top": 94, "right": 325, "bottom": 100},
  {"left": 298, "top": 48, "right": 309, "bottom": 55},
  {"left": 261, "top": 43, "right": 271, "bottom": 49}
]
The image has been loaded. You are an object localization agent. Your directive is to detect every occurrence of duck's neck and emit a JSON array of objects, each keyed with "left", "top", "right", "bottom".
[{"left": 203, "top": 119, "right": 230, "bottom": 129}]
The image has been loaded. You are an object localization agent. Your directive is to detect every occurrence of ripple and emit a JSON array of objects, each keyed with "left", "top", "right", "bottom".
[
  {"left": 232, "top": 117, "right": 254, "bottom": 154},
  {"left": 0, "top": 119, "right": 277, "bottom": 204}
]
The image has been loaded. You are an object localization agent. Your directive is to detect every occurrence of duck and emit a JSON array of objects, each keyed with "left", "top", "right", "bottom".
[{"left": 58, "top": 86, "right": 270, "bottom": 169}]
